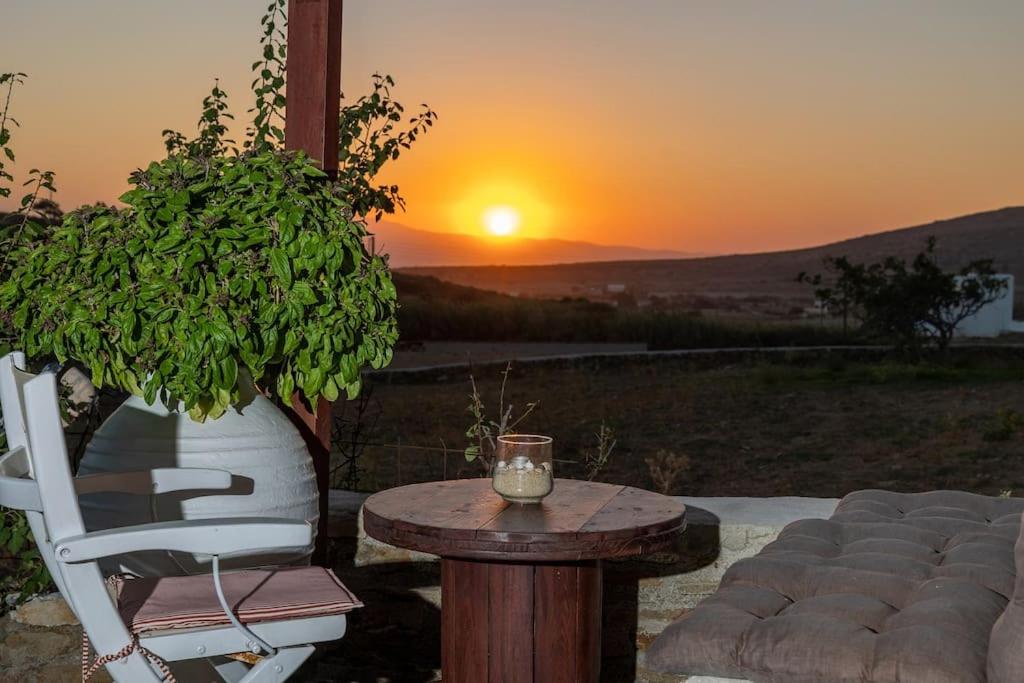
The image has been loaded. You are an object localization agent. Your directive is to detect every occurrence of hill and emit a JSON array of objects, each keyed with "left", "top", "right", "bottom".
[
  {"left": 392, "top": 272, "right": 847, "bottom": 348},
  {"left": 370, "top": 221, "right": 693, "bottom": 267},
  {"left": 400, "top": 207, "right": 1024, "bottom": 304}
]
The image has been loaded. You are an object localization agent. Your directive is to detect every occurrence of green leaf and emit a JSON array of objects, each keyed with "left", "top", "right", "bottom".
[
  {"left": 143, "top": 376, "right": 160, "bottom": 405},
  {"left": 291, "top": 281, "right": 317, "bottom": 304},
  {"left": 90, "top": 360, "right": 105, "bottom": 389},
  {"left": 303, "top": 367, "right": 324, "bottom": 398},
  {"left": 269, "top": 247, "right": 292, "bottom": 288},
  {"left": 344, "top": 376, "right": 362, "bottom": 400},
  {"left": 223, "top": 356, "right": 239, "bottom": 388},
  {"left": 276, "top": 368, "right": 295, "bottom": 399},
  {"left": 322, "top": 376, "right": 339, "bottom": 401}
]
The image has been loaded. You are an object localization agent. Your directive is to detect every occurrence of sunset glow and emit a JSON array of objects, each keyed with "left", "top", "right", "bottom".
[
  {"left": 449, "top": 180, "right": 553, "bottom": 240},
  {"left": 2, "top": 2, "right": 1023, "bottom": 254},
  {"left": 482, "top": 206, "right": 520, "bottom": 237}
]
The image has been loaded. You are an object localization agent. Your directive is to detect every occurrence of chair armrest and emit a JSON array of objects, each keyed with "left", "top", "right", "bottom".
[
  {"left": 0, "top": 447, "right": 42, "bottom": 512},
  {"left": 54, "top": 517, "right": 313, "bottom": 563},
  {"left": 73, "top": 468, "right": 233, "bottom": 495}
]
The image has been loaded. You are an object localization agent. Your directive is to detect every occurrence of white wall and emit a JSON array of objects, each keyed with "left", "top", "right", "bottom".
[{"left": 954, "top": 274, "right": 1024, "bottom": 337}]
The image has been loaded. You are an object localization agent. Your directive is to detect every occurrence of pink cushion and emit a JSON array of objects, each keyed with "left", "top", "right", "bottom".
[{"left": 116, "top": 566, "right": 362, "bottom": 633}]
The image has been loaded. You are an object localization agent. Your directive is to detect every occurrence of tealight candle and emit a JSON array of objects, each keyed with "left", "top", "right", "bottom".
[{"left": 491, "top": 435, "right": 554, "bottom": 504}]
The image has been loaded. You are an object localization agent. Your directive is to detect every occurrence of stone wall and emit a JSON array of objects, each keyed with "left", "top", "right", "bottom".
[{"left": 0, "top": 593, "right": 109, "bottom": 683}]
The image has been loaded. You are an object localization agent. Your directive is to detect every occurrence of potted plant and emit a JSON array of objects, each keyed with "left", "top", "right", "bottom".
[
  {"left": 0, "top": 3, "right": 435, "bottom": 573},
  {"left": 2, "top": 147, "right": 399, "bottom": 568}
]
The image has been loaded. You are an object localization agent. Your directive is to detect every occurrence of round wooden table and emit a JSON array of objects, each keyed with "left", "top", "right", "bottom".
[{"left": 362, "top": 478, "right": 686, "bottom": 683}]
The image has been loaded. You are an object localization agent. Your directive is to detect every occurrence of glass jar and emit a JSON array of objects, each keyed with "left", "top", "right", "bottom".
[{"left": 492, "top": 434, "right": 554, "bottom": 504}]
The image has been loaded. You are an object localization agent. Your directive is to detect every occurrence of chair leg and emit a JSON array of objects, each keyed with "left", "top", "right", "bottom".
[{"left": 238, "top": 646, "right": 315, "bottom": 682}]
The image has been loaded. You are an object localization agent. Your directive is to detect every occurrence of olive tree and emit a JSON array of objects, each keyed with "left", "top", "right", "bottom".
[{"left": 799, "top": 237, "right": 1006, "bottom": 354}]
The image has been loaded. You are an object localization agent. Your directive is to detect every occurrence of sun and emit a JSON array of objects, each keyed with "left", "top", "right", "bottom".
[
  {"left": 482, "top": 206, "right": 521, "bottom": 237},
  {"left": 451, "top": 180, "right": 554, "bottom": 239}
]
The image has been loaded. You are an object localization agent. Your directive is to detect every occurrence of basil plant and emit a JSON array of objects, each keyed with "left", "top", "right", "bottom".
[{"left": 1, "top": 150, "right": 397, "bottom": 421}]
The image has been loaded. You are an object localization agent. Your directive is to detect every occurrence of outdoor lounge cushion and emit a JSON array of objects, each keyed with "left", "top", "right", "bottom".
[
  {"left": 988, "top": 506, "right": 1024, "bottom": 682},
  {"left": 116, "top": 566, "right": 362, "bottom": 633},
  {"left": 645, "top": 490, "right": 1024, "bottom": 683}
]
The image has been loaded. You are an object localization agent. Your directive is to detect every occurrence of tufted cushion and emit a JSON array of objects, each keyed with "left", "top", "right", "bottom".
[
  {"left": 988, "top": 507, "right": 1024, "bottom": 682},
  {"left": 646, "top": 490, "right": 1024, "bottom": 683}
]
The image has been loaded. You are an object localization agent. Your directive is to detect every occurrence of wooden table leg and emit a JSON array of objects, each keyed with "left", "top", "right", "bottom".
[
  {"left": 442, "top": 558, "right": 603, "bottom": 683},
  {"left": 534, "top": 561, "right": 602, "bottom": 683}
]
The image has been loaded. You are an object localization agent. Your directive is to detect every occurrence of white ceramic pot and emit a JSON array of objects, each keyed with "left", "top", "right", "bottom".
[{"left": 77, "top": 375, "right": 318, "bottom": 576}]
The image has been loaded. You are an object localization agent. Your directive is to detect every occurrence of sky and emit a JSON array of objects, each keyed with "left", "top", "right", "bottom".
[{"left": 2, "top": 0, "right": 1022, "bottom": 254}]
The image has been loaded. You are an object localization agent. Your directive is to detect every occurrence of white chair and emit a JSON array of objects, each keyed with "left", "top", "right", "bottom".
[{"left": 0, "top": 352, "right": 359, "bottom": 682}]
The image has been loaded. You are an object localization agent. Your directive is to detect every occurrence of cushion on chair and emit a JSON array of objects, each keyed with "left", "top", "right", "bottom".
[
  {"left": 645, "top": 490, "right": 1024, "bottom": 683},
  {"left": 116, "top": 566, "right": 362, "bottom": 634}
]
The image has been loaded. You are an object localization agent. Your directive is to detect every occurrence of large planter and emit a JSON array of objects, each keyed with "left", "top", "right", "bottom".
[{"left": 77, "top": 376, "right": 318, "bottom": 576}]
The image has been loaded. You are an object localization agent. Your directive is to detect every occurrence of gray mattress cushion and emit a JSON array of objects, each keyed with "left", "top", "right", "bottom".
[
  {"left": 645, "top": 490, "right": 1024, "bottom": 683},
  {"left": 988, "top": 503, "right": 1024, "bottom": 683}
]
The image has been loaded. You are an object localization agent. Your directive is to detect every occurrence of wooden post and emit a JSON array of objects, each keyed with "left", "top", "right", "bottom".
[
  {"left": 285, "top": 0, "right": 343, "bottom": 565},
  {"left": 285, "top": 0, "right": 343, "bottom": 170}
]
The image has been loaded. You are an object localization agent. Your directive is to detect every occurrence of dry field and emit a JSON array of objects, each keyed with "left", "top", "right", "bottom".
[{"left": 337, "top": 351, "right": 1024, "bottom": 498}]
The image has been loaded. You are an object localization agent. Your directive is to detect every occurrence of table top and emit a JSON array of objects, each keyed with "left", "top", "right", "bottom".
[{"left": 362, "top": 478, "right": 686, "bottom": 562}]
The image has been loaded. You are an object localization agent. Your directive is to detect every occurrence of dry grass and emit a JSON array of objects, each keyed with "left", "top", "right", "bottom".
[
  {"left": 337, "top": 353, "right": 1024, "bottom": 498},
  {"left": 645, "top": 451, "right": 692, "bottom": 495}
]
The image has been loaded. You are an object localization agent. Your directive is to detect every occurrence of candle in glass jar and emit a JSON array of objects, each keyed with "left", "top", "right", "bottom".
[{"left": 492, "top": 434, "right": 554, "bottom": 504}]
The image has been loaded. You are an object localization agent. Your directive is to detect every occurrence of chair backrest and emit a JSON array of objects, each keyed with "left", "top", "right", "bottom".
[
  {"left": 0, "top": 351, "right": 68, "bottom": 598},
  {"left": 0, "top": 352, "right": 161, "bottom": 681},
  {"left": 0, "top": 351, "right": 31, "bottom": 451}
]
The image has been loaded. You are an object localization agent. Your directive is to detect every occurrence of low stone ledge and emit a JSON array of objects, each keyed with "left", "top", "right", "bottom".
[
  {"left": 0, "top": 594, "right": 110, "bottom": 683},
  {"left": 9, "top": 592, "right": 77, "bottom": 628},
  {"left": 636, "top": 671, "right": 750, "bottom": 683}
]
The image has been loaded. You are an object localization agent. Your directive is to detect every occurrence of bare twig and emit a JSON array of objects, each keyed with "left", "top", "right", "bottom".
[{"left": 584, "top": 422, "right": 617, "bottom": 481}]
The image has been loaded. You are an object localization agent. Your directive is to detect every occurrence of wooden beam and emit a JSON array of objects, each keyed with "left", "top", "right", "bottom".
[
  {"left": 286, "top": 0, "right": 342, "bottom": 173},
  {"left": 285, "top": 0, "right": 343, "bottom": 565}
]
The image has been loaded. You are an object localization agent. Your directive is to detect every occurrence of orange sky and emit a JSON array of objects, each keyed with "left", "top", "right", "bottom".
[{"left": 2, "top": 1, "right": 1023, "bottom": 254}]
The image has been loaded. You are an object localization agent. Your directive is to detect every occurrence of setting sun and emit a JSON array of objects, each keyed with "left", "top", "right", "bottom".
[
  {"left": 482, "top": 206, "right": 520, "bottom": 237},
  {"left": 449, "top": 180, "right": 553, "bottom": 240}
]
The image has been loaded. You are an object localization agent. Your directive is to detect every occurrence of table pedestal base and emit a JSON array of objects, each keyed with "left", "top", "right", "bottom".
[{"left": 441, "top": 557, "right": 602, "bottom": 683}]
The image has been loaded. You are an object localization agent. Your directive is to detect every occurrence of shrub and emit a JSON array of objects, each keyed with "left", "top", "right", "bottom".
[
  {"left": 395, "top": 275, "right": 850, "bottom": 350},
  {"left": 2, "top": 151, "right": 398, "bottom": 420},
  {"left": 799, "top": 237, "right": 1006, "bottom": 354}
]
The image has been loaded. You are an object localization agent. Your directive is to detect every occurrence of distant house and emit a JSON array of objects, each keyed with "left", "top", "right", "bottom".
[
  {"left": 953, "top": 274, "right": 1024, "bottom": 338},
  {"left": 803, "top": 299, "right": 827, "bottom": 319},
  {"left": 606, "top": 283, "right": 626, "bottom": 294}
]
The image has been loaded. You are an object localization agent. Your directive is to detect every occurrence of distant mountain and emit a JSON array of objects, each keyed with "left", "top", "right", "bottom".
[
  {"left": 401, "top": 207, "right": 1024, "bottom": 302},
  {"left": 368, "top": 221, "right": 694, "bottom": 267}
]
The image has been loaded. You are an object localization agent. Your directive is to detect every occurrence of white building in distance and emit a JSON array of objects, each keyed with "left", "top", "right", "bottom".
[{"left": 954, "top": 274, "right": 1024, "bottom": 338}]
